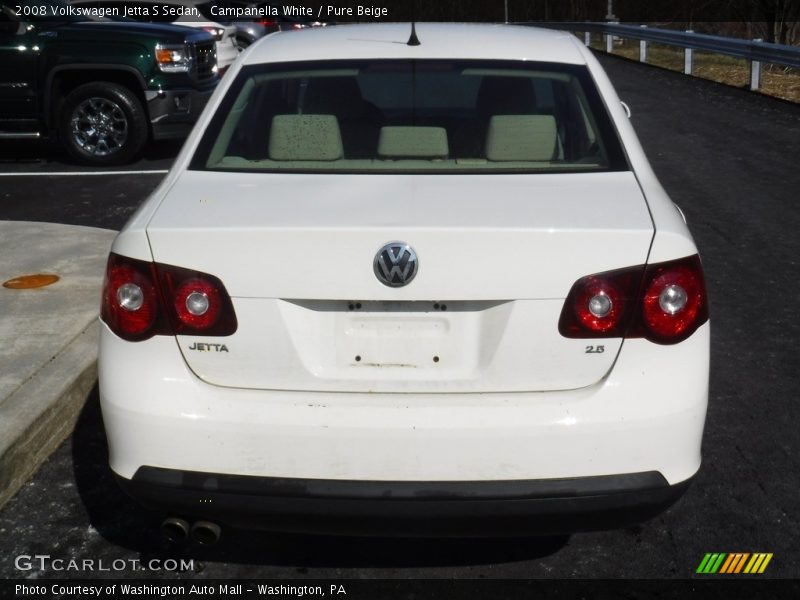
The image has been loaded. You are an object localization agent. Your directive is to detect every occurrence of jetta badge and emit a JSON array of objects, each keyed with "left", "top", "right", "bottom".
[{"left": 374, "top": 242, "right": 418, "bottom": 287}]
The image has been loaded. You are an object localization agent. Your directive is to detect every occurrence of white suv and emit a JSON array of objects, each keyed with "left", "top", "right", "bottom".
[{"left": 99, "top": 23, "right": 709, "bottom": 542}]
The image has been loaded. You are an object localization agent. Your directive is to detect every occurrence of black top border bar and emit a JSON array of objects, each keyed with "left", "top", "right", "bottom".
[{"left": 11, "top": 1, "right": 800, "bottom": 24}]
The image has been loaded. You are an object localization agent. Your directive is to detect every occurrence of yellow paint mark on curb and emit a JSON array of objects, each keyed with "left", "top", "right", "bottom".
[{"left": 3, "top": 274, "right": 60, "bottom": 289}]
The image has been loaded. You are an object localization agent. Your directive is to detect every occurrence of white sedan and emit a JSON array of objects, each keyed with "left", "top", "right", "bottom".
[{"left": 99, "top": 23, "right": 709, "bottom": 543}]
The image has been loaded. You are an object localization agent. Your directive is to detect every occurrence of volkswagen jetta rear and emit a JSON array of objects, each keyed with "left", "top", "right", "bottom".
[{"left": 99, "top": 24, "right": 709, "bottom": 537}]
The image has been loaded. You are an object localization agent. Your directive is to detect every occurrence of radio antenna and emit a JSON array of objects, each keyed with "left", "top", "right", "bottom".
[
  {"left": 407, "top": 1, "right": 420, "bottom": 46},
  {"left": 407, "top": 22, "right": 421, "bottom": 46}
]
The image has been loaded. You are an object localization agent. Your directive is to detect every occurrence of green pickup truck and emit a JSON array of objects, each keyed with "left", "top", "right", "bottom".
[{"left": 0, "top": 0, "right": 219, "bottom": 164}]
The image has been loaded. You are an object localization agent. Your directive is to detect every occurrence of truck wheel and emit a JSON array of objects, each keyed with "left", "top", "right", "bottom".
[{"left": 59, "top": 82, "right": 148, "bottom": 166}]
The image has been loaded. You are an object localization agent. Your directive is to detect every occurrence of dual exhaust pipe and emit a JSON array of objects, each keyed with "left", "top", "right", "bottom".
[{"left": 162, "top": 517, "right": 221, "bottom": 545}]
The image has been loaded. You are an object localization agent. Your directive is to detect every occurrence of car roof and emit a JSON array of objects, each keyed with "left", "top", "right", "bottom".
[{"left": 242, "top": 23, "right": 587, "bottom": 65}]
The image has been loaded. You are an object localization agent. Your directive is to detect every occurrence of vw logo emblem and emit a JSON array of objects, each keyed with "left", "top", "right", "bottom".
[{"left": 374, "top": 242, "right": 418, "bottom": 287}]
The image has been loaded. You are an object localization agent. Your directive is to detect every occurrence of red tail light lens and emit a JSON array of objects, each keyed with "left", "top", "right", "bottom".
[
  {"left": 101, "top": 253, "right": 237, "bottom": 341},
  {"left": 641, "top": 255, "right": 707, "bottom": 343},
  {"left": 559, "top": 265, "right": 643, "bottom": 339},
  {"left": 102, "top": 255, "right": 162, "bottom": 341},
  {"left": 559, "top": 255, "right": 708, "bottom": 345},
  {"left": 157, "top": 263, "right": 237, "bottom": 337}
]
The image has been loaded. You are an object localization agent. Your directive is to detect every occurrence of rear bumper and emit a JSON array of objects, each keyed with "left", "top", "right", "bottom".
[
  {"left": 99, "top": 322, "right": 709, "bottom": 485},
  {"left": 99, "top": 320, "right": 709, "bottom": 534},
  {"left": 147, "top": 86, "right": 215, "bottom": 140},
  {"left": 116, "top": 467, "right": 693, "bottom": 536}
]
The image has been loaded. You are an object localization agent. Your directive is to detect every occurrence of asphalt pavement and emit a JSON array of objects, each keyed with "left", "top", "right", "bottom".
[{"left": 0, "top": 52, "right": 798, "bottom": 585}]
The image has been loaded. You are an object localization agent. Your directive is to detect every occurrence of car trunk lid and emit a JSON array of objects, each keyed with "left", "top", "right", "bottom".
[{"left": 146, "top": 170, "right": 653, "bottom": 392}]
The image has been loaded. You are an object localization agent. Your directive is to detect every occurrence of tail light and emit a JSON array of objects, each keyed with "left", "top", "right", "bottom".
[
  {"left": 259, "top": 18, "right": 277, "bottom": 27},
  {"left": 101, "top": 253, "right": 237, "bottom": 342},
  {"left": 640, "top": 256, "right": 707, "bottom": 343},
  {"left": 157, "top": 264, "right": 237, "bottom": 336},
  {"left": 561, "top": 265, "right": 642, "bottom": 338},
  {"left": 102, "top": 255, "right": 161, "bottom": 341},
  {"left": 559, "top": 255, "right": 708, "bottom": 345}
]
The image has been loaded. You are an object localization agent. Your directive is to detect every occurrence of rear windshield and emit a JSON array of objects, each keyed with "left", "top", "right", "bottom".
[{"left": 190, "top": 60, "right": 629, "bottom": 174}]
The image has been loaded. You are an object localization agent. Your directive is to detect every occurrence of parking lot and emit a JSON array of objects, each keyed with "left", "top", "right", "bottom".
[{"left": 0, "top": 53, "right": 799, "bottom": 582}]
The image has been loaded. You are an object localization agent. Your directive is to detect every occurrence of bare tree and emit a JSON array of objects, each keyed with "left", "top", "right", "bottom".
[{"left": 721, "top": 0, "right": 800, "bottom": 44}]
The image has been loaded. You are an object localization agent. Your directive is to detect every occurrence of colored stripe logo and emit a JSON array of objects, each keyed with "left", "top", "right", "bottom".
[{"left": 696, "top": 553, "right": 773, "bottom": 574}]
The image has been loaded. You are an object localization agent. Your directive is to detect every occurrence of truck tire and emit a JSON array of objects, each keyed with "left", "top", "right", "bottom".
[{"left": 58, "top": 82, "right": 149, "bottom": 166}]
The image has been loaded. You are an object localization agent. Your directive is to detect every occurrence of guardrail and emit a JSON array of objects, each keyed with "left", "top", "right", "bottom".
[{"left": 537, "top": 22, "right": 800, "bottom": 91}]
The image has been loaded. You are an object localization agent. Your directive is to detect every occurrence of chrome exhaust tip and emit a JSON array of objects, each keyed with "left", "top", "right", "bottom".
[
  {"left": 161, "top": 517, "right": 190, "bottom": 542},
  {"left": 190, "top": 520, "right": 221, "bottom": 545}
]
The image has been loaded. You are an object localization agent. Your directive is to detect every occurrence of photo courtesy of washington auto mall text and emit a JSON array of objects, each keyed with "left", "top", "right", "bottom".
[{"left": 15, "top": 582, "right": 350, "bottom": 598}]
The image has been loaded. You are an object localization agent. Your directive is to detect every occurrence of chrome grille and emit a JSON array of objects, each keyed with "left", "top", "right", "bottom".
[{"left": 191, "top": 41, "right": 217, "bottom": 81}]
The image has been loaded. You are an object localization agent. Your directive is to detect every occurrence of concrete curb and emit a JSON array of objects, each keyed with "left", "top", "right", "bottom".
[
  {"left": 0, "top": 322, "right": 99, "bottom": 509},
  {"left": 0, "top": 221, "right": 115, "bottom": 510}
]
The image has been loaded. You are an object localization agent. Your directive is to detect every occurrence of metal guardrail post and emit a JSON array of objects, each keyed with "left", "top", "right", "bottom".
[
  {"left": 534, "top": 22, "right": 800, "bottom": 72},
  {"left": 639, "top": 25, "right": 648, "bottom": 63},
  {"left": 751, "top": 38, "right": 763, "bottom": 91},
  {"left": 684, "top": 30, "right": 694, "bottom": 75}
]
